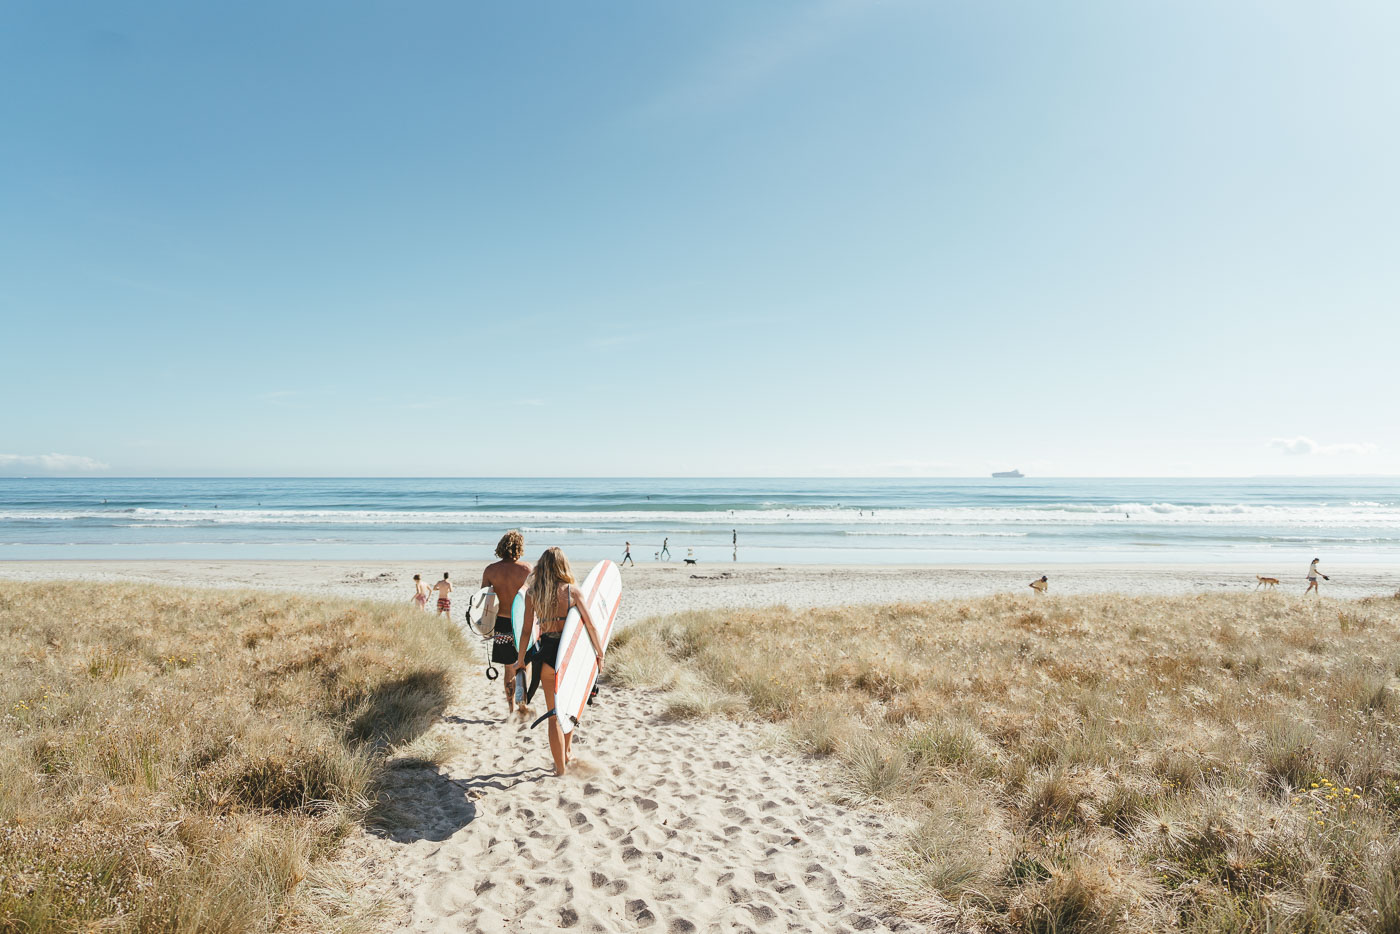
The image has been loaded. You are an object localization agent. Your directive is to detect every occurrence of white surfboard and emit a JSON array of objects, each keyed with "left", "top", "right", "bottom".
[
  {"left": 551, "top": 560, "right": 622, "bottom": 735},
  {"left": 464, "top": 586, "right": 497, "bottom": 638}
]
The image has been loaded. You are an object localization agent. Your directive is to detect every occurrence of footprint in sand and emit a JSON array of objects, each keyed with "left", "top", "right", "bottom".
[{"left": 626, "top": 898, "right": 656, "bottom": 926}]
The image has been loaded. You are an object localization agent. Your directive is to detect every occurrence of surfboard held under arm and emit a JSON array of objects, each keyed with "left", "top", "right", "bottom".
[{"left": 550, "top": 560, "right": 622, "bottom": 735}]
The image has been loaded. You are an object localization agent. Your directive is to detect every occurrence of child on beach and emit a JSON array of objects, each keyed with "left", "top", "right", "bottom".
[
  {"left": 521, "top": 547, "right": 605, "bottom": 777},
  {"left": 1305, "top": 558, "right": 1329, "bottom": 595},
  {"left": 411, "top": 574, "right": 430, "bottom": 610},
  {"left": 482, "top": 531, "right": 532, "bottom": 715},
  {"left": 433, "top": 572, "right": 453, "bottom": 616}
]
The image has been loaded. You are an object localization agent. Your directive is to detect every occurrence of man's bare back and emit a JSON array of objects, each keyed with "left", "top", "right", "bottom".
[{"left": 482, "top": 558, "right": 531, "bottom": 607}]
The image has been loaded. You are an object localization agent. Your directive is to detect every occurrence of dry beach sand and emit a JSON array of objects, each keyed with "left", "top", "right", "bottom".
[
  {"left": 1, "top": 559, "right": 1394, "bottom": 628},
  {"left": 348, "top": 678, "right": 908, "bottom": 933}
]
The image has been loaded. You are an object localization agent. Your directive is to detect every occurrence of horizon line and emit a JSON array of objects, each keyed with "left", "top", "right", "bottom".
[{"left": 3, "top": 474, "right": 1399, "bottom": 481}]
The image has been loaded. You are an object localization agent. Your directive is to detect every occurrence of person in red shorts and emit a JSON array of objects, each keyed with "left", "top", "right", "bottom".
[{"left": 433, "top": 572, "right": 453, "bottom": 617}]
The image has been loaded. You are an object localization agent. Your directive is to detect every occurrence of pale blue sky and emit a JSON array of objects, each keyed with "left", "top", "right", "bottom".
[{"left": 2, "top": 1, "right": 1397, "bottom": 477}]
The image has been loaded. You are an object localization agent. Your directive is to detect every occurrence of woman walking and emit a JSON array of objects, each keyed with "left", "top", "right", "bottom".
[
  {"left": 519, "top": 547, "right": 606, "bottom": 776},
  {"left": 1305, "top": 557, "right": 1329, "bottom": 596}
]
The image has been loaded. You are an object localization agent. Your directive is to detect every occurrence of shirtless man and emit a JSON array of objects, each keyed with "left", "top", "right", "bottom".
[
  {"left": 433, "top": 572, "right": 453, "bottom": 617},
  {"left": 482, "top": 530, "right": 532, "bottom": 714}
]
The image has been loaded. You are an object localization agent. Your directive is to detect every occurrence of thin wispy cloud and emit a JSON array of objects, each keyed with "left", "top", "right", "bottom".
[
  {"left": 1270, "top": 437, "right": 1377, "bottom": 457},
  {"left": 587, "top": 334, "right": 645, "bottom": 349},
  {"left": 0, "top": 453, "right": 109, "bottom": 475},
  {"left": 258, "top": 388, "right": 338, "bottom": 407},
  {"left": 642, "top": 0, "right": 882, "bottom": 117},
  {"left": 878, "top": 459, "right": 954, "bottom": 475},
  {"left": 369, "top": 395, "right": 464, "bottom": 412}
]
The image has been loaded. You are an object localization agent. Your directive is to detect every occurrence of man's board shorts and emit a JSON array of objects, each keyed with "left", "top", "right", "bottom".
[
  {"left": 437, "top": 597, "right": 451, "bottom": 611},
  {"left": 491, "top": 616, "right": 516, "bottom": 664}
]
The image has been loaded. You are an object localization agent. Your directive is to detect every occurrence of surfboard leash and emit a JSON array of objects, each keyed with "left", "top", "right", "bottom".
[{"left": 529, "top": 708, "right": 583, "bottom": 730}]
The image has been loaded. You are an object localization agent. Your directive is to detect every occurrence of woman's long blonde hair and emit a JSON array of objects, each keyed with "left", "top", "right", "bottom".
[{"left": 527, "top": 547, "right": 575, "bottom": 628}]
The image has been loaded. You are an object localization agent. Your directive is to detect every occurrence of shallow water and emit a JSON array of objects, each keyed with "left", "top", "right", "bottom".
[{"left": 1, "top": 477, "right": 1397, "bottom": 565}]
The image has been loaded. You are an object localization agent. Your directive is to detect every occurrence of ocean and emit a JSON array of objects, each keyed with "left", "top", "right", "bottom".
[{"left": 1, "top": 477, "right": 1398, "bottom": 566}]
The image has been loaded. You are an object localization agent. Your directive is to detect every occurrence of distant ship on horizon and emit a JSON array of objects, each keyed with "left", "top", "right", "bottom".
[{"left": 991, "top": 469, "right": 1024, "bottom": 479}]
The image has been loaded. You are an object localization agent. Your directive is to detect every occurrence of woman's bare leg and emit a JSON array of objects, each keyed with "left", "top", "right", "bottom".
[
  {"left": 502, "top": 663, "right": 516, "bottom": 714},
  {"left": 541, "top": 666, "right": 566, "bottom": 776}
]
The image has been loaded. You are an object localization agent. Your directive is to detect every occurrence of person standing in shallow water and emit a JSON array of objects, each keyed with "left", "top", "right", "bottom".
[
  {"left": 1305, "top": 557, "right": 1329, "bottom": 596},
  {"left": 520, "top": 547, "right": 605, "bottom": 777},
  {"left": 482, "top": 531, "right": 531, "bottom": 715},
  {"left": 660, "top": 537, "right": 670, "bottom": 561}
]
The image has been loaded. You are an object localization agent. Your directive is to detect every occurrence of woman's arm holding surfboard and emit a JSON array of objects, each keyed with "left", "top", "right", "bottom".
[
  {"left": 516, "top": 593, "right": 535, "bottom": 669},
  {"left": 571, "top": 584, "right": 605, "bottom": 666}
]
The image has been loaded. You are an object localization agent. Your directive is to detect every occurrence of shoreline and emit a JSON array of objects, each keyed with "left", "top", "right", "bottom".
[{"left": 2, "top": 559, "right": 1393, "bottom": 630}]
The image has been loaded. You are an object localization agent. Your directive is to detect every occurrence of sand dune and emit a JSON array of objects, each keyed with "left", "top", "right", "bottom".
[{"left": 354, "top": 673, "right": 908, "bottom": 933}]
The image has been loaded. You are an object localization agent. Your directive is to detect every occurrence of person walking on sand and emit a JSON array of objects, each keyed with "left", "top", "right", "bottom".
[
  {"left": 519, "top": 547, "right": 605, "bottom": 777},
  {"left": 482, "top": 531, "right": 532, "bottom": 715},
  {"left": 733, "top": 528, "right": 737, "bottom": 562},
  {"left": 660, "top": 537, "right": 670, "bottom": 561},
  {"left": 410, "top": 574, "right": 430, "bottom": 611},
  {"left": 1305, "top": 557, "right": 1329, "bottom": 596},
  {"left": 620, "top": 541, "right": 634, "bottom": 567},
  {"left": 433, "top": 572, "right": 453, "bottom": 617}
]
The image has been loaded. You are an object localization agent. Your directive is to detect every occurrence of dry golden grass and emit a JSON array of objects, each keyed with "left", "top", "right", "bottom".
[
  {"left": 610, "top": 591, "right": 1400, "bottom": 933},
  {"left": 0, "top": 581, "right": 469, "bottom": 933}
]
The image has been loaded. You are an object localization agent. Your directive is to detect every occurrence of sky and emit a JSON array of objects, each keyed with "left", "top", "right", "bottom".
[{"left": 2, "top": 1, "right": 1397, "bottom": 478}]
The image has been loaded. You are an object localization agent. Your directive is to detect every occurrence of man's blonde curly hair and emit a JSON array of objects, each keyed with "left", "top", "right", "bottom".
[{"left": 495, "top": 530, "right": 524, "bottom": 561}]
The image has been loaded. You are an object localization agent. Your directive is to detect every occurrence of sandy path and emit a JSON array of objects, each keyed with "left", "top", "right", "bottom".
[{"left": 356, "top": 673, "right": 908, "bottom": 934}]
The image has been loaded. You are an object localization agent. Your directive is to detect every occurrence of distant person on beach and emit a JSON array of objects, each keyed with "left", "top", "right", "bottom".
[
  {"left": 1305, "top": 558, "right": 1329, "bottom": 595},
  {"left": 660, "top": 537, "right": 670, "bottom": 560},
  {"left": 482, "top": 531, "right": 531, "bottom": 715},
  {"left": 411, "top": 574, "right": 430, "bottom": 611},
  {"left": 433, "top": 572, "right": 453, "bottom": 617},
  {"left": 620, "top": 541, "right": 634, "bottom": 567},
  {"left": 521, "top": 547, "right": 605, "bottom": 777},
  {"left": 733, "top": 529, "right": 737, "bottom": 562}
]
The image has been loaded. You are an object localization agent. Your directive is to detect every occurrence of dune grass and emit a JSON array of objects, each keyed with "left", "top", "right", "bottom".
[
  {"left": 609, "top": 592, "right": 1400, "bottom": 932},
  {"left": 0, "top": 581, "right": 469, "bottom": 933}
]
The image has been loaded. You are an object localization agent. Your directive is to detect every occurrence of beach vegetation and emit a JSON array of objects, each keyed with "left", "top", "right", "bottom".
[
  {"left": 0, "top": 581, "right": 467, "bottom": 932},
  {"left": 610, "top": 593, "right": 1400, "bottom": 932}
]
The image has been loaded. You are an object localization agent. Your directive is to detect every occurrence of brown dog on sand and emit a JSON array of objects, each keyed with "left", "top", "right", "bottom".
[
  {"left": 1029, "top": 575, "right": 1048, "bottom": 595},
  {"left": 1255, "top": 575, "right": 1280, "bottom": 590}
]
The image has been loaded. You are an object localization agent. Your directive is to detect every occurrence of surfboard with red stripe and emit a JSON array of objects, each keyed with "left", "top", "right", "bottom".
[{"left": 550, "top": 560, "right": 622, "bottom": 735}]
